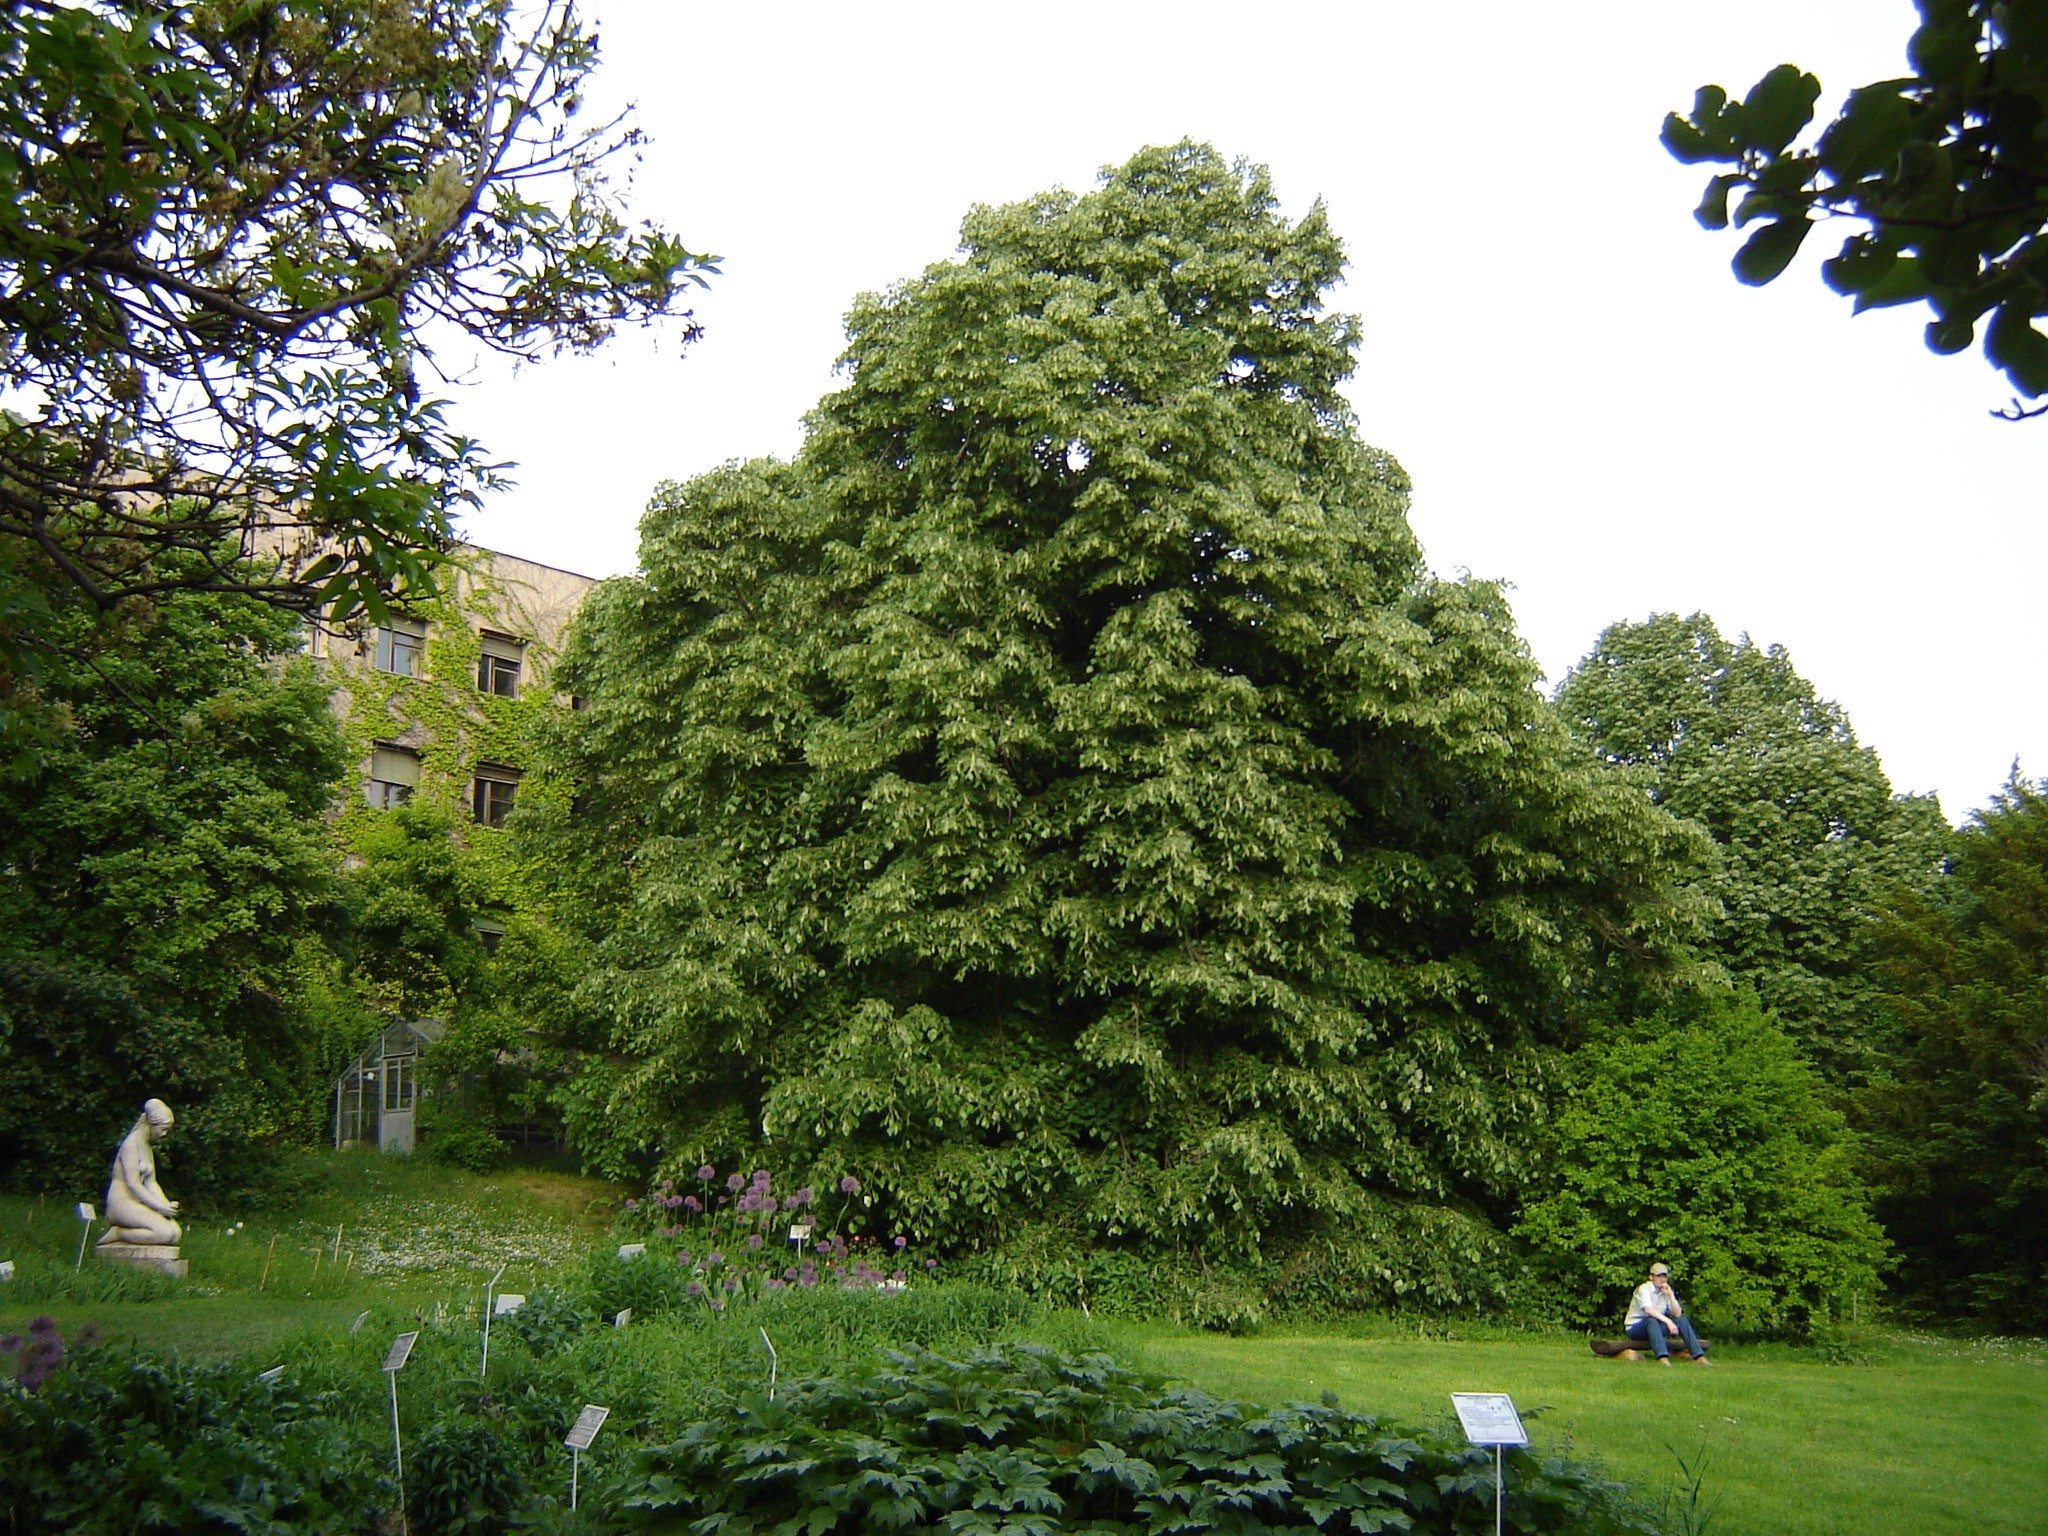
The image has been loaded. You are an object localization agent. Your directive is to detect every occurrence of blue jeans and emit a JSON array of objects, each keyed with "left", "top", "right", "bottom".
[{"left": 1626, "top": 1314, "right": 1706, "bottom": 1359}]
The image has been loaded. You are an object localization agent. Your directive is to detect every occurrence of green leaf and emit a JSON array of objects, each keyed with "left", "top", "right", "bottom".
[
  {"left": 1816, "top": 85, "right": 1918, "bottom": 180},
  {"left": 1694, "top": 174, "right": 1743, "bottom": 231},
  {"left": 1850, "top": 255, "right": 1931, "bottom": 312},
  {"left": 1821, "top": 235, "right": 1899, "bottom": 296},
  {"left": 1734, "top": 65, "right": 1822, "bottom": 155},
  {"left": 1985, "top": 303, "right": 2048, "bottom": 394},
  {"left": 1925, "top": 312, "right": 1976, "bottom": 354},
  {"left": 1732, "top": 217, "right": 1813, "bottom": 286}
]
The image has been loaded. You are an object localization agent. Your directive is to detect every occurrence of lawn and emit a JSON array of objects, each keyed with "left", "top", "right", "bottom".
[
  {"left": 0, "top": 1151, "right": 625, "bottom": 1355},
  {"left": 1117, "top": 1324, "right": 2048, "bottom": 1536}
]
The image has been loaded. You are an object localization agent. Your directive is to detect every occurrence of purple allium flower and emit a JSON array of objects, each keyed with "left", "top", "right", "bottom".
[
  {"left": 752, "top": 1169, "right": 770, "bottom": 1186},
  {"left": 0, "top": 1334, "right": 20, "bottom": 1353},
  {"left": 727, "top": 1173, "right": 745, "bottom": 1192},
  {"left": 624, "top": 1198, "right": 638, "bottom": 1210},
  {"left": 678, "top": 1250, "right": 694, "bottom": 1265},
  {"left": 794, "top": 1186, "right": 814, "bottom": 1206},
  {"left": 784, "top": 1266, "right": 798, "bottom": 1279},
  {"left": 798, "top": 1270, "right": 818, "bottom": 1287},
  {"left": 725, "top": 1276, "right": 740, "bottom": 1291},
  {"left": 767, "top": 1277, "right": 785, "bottom": 1289},
  {"left": 893, "top": 1235, "right": 907, "bottom": 1248},
  {"left": 893, "top": 1270, "right": 906, "bottom": 1282},
  {"left": 659, "top": 1180, "right": 674, "bottom": 1193},
  {"left": 685, "top": 1280, "right": 703, "bottom": 1296},
  {"left": 683, "top": 1195, "right": 702, "bottom": 1213},
  {"left": 781, "top": 1195, "right": 800, "bottom": 1210},
  {"left": 697, "top": 1164, "right": 716, "bottom": 1181},
  {"left": 924, "top": 1258, "right": 938, "bottom": 1269},
  {"left": 707, "top": 1251, "right": 724, "bottom": 1266},
  {"left": 748, "top": 1233, "right": 762, "bottom": 1250},
  {"left": 839, "top": 1175, "right": 860, "bottom": 1194}
]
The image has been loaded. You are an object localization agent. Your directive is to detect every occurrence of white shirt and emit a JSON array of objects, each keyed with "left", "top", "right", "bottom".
[{"left": 1625, "top": 1280, "right": 1683, "bottom": 1328}]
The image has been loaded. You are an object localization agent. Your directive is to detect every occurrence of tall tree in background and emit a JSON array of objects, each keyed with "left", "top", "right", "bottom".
[
  {"left": 1555, "top": 612, "right": 1950, "bottom": 1081},
  {"left": 1863, "top": 777, "right": 2048, "bottom": 1317},
  {"left": 0, "top": 0, "right": 715, "bottom": 751},
  {"left": 1665, "top": 1, "right": 2048, "bottom": 411},
  {"left": 538, "top": 144, "right": 1704, "bottom": 1298},
  {"left": 0, "top": 561, "right": 348, "bottom": 1196}
]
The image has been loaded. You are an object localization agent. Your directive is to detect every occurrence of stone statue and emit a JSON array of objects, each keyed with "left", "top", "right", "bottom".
[{"left": 96, "top": 1099, "right": 186, "bottom": 1274}]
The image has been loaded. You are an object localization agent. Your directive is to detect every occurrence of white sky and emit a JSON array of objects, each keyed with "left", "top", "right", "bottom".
[{"left": 450, "top": 0, "right": 2047, "bottom": 823}]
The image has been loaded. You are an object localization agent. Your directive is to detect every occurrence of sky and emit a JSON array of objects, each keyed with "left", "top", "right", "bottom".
[{"left": 447, "top": 0, "right": 2048, "bottom": 823}]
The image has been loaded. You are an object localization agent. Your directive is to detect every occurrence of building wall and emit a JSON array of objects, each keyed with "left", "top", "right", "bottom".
[{"left": 308, "top": 544, "right": 596, "bottom": 821}]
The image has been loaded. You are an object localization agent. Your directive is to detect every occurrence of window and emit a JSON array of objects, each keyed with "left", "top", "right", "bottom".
[
  {"left": 473, "top": 765, "right": 520, "bottom": 827},
  {"left": 365, "top": 744, "right": 421, "bottom": 809},
  {"left": 476, "top": 631, "right": 524, "bottom": 698},
  {"left": 473, "top": 920, "right": 507, "bottom": 956},
  {"left": 371, "top": 617, "right": 427, "bottom": 676},
  {"left": 382, "top": 1053, "right": 415, "bottom": 1113}
]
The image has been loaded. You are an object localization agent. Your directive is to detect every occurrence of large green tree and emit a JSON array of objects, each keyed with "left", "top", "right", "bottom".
[
  {"left": 538, "top": 144, "right": 1703, "bottom": 1295},
  {"left": 0, "top": 0, "right": 714, "bottom": 751},
  {"left": 1862, "top": 777, "right": 2048, "bottom": 1317},
  {"left": 0, "top": 559, "right": 350, "bottom": 1195},
  {"left": 1555, "top": 612, "right": 1950, "bottom": 1081},
  {"left": 1665, "top": 0, "right": 2048, "bottom": 409}
]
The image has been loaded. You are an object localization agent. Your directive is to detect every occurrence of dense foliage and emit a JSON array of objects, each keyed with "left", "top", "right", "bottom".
[
  {"left": 0, "top": 571, "right": 353, "bottom": 1196},
  {"left": 537, "top": 143, "right": 1702, "bottom": 1297},
  {"left": 0, "top": 0, "right": 714, "bottom": 663},
  {"left": 1554, "top": 612, "right": 1949, "bottom": 1080},
  {"left": 1665, "top": 1, "right": 2048, "bottom": 408},
  {"left": 1861, "top": 778, "right": 2048, "bottom": 1317},
  {"left": 608, "top": 1342, "right": 1656, "bottom": 1536},
  {"left": 1515, "top": 990, "right": 1888, "bottom": 1332}
]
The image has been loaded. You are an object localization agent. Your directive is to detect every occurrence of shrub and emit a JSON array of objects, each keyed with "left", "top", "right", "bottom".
[
  {"left": 1514, "top": 989, "right": 1887, "bottom": 1333},
  {"left": 424, "top": 1114, "right": 507, "bottom": 1174},
  {"left": 0, "top": 1347, "right": 384, "bottom": 1535},
  {"left": 605, "top": 1343, "right": 1655, "bottom": 1535},
  {"left": 409, "top": 1414, "right": 527, "bottom": 1534}
]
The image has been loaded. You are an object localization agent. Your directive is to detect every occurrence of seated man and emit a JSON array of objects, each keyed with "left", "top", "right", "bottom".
[{"left": 1624, "top": 1262, "right": 1711, "bottom": 1365}]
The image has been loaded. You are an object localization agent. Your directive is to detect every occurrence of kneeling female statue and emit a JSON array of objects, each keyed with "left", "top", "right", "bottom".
[{"left": 97, "top": 1099, "right": 184, "bottom": 1265}]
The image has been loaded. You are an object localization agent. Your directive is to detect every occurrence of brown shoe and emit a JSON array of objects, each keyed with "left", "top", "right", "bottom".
[
  {"left": 1617, "top": 1348, "right": 1642, "bottom": 1362},
  {"left": 1693, "top": 1355, "right": 1715, "bottom": 1366},
  {"left": 1657, "top": 1356, "right": 1673, "bottom": 1366}
]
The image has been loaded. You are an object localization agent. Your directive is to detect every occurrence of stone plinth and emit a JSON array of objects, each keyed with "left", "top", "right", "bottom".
[{"left": 97, "top": 1244, "right": 187, "bottom": 1278}]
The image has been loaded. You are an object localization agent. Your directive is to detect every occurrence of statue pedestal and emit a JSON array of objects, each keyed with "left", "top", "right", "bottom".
[{"left": 96, "top": 1244, "right": 187, "bottom": 1278}]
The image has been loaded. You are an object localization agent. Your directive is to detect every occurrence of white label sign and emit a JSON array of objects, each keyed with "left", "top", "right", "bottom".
[
  {"left": 0, "top": 1260, "right": 15, "bottom": 1280},
  {"left": 788, "top": 1224, "right": 812, "bottom": 1241},
  {"left": 616, "top": 1243, "right": 646, "bottom": 1259},
  {"left": 257, "top": 1365, "right": 285, "bottom": 1381},
  {"left": 350, "top": 1310, "right": 371, "bottom": 1334},
  {"left": 382, "top": 1331, "right": 419, "bottom": 1373},
  {"left": 493, "top": 1293, "right": 526, "bottom": 1316},
  {"left": 612, "top": 1308, "right": 632, "bottom": 1329},
  {"left": 76, "top": 1202, "right": 95, "bottom": 1222},
  {"left": 564, "top": 1403, "right": 610, "bottom": 1450},
  {"left": 1450, "top": 1392, "right": 1528, "bottom": 1447}
]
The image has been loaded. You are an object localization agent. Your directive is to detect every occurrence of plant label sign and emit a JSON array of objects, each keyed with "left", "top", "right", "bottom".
[
  {"left": 350, "top": 1310, "right": 371, "bottom": 1334},
  {"left": 257, "top": 1365, "right": 285, "bottom": 1381},
  {"left": 617, "top": 1243, "right": 646, "bottom": 1259},
  {"left": 1450, "top": 1393, "right": 1528, "bottom": 1447},
  {"left": 564, "top": 1404, "right": 610, "bottom": 1450},
  {"left": 382, "top": 1331, "right": 419, "bottom": 1374},
  {"left": 494, "top": 1293, "right": 526, "bottom": 1316},
  {"left": 0, "top": 1260, "right": 14, "bottom": 1281},
  {"left": 76, "top": 1203, "right": 95, "bottom": 1222},
  {"left": 613, "top": 1308, "right": 632, "bottom": 1329},
  {"left": 788, "top": 1224, "right": 812, "bottom": 1241}
]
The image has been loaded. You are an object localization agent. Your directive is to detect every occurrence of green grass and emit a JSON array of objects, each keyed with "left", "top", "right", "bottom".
[
  {"left": 1113, "top": 1323, "right": 2048, "bottom": 1536},
  {"left": 0, "top": 1150, "right": 625, "bottom": 1355}
]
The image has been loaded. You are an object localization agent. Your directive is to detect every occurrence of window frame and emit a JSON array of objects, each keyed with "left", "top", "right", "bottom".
[
  {"left": 371, "top": 616, "right": 427, "bottom": 677},
  {"left": 472, "top": 765, "right": 521, "bottom": 828}
]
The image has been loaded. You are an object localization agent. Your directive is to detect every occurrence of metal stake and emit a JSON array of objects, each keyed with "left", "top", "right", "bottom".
[
  {"left": 481, "top": 1262, "right": 507, "bottom": 1379},
  {"left": 1495, "top": 1444, "right": 1504, "bottom": 1536},
  {"left": 390, "top": 1369, "right": 408, "bottom": 1536}
]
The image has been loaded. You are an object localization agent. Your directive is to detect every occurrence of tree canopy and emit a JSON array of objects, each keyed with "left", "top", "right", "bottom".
[
  {"left": 0, "top": 561, "right": 350, "bottom": 1194},
  {"left": 1554, "top": 612, "right": 1949, "bottom": 1080},
  {"left": 1665, "top": 1, "right": 2048, "bottom": 408},
  {"left": 0, "top": 0, "right": 714, "bottom": 729},
  {"left": 1862, "top": 777, "right": 2048, "bottom": 1317},
  {"left": 540, "top": 144, "right": 1703, "bottom": 1294}
]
